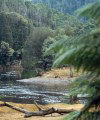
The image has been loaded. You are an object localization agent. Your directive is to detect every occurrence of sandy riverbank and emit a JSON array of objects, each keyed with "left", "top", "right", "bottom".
[
  {"left": 0, "top": 101, "right": 84, "bottom": 120},
  {"left": 18, "top": 67, "right": 78, "bottom": 86},
  {"left": 17, "top": 77, "right": 73, "bottom": 86}
]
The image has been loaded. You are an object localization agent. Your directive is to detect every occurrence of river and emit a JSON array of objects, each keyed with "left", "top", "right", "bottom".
[{"left": 0, "top": 77, "right": 71, "bottom": 104}]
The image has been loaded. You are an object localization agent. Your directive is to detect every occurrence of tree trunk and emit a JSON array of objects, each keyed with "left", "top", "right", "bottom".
[
  {"left": 4, "top": 102, "right": 30, "bottom": 114},
  {"left": 69, "top": 66, "right": 73, "bottom": 77},
  {"left": 3, "top": 102, "right": 75, "bottom": 118},
  {"left": 25, "top": 107, "right": 75, "bottom": 118}
]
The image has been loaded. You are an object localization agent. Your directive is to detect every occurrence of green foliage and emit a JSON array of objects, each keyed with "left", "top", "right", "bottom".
[
  {"left": 0, "top": 0, "right": 81, "bottom": 29},
  {"left": 0, "top": 0, "right": 82, "bottom": 76},
  {"left": 32, "top": 0, "right": 95, "bottom": 14},
  {"left": 0, "top": 41, "right": 14, "bottom": 66},
  {"left": 45, "top": 2, "right": 100, "bottom": 120},
  {"left": 76, "top": 2, "right": 100, "bottom": 23},
  {"left": 22, "top": 27, "right": 54, "bottom": 77},
  {"left": 68, "top": 74, "right": 100, "bottom": 97},
  {"left": 0, "top": 0, "right": 27, "bottom": 16},
  {"left": 45, "top": 35, "right": 69, "bottom": 55},
  {"left": 63, "top": 111, "right": 80, "bottom": 120},
  {"left": 64, "top": 110, "right": 100, "bottom": 120},
  {"left": 77, "top": 111, "right": 100, "bottom": 120},
  {"left": 0, "top": 11, "right": 31, "bottom": 50},
  {"left": 22, "top": 69, "right": 37, "bottom": 79},
  {"left": 43, "top": 37, "right": 56, "bottom": 54},
  {"left": 25, "top": 1, "right": 81, "bottom": 29},
  {"left": 0, "top": 0, "right": 96, "bottom": 79},
  {"left": 46, "top": 21, "right": 100, "bottom": 74}
]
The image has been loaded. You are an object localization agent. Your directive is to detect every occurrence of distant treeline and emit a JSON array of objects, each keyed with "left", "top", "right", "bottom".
[{"left": 32, "top": 0, "right": 96, "bottom": 14}]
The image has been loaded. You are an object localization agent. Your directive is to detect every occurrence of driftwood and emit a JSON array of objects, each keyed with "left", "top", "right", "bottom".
[
  {"left": 0, "top": 103, "right": 5, "bottom": 107},
  {"left": 4, "top": 102, "right": 31, "bottom": 114},
  {"left": 2, "top": 102, "right": 75, "bottom": 118},
  {"left": 33, "top": 100, "right": 42, "bottom": 111},
  {"left": 25, "top": 107, "right": 75, "bottom": 118}
]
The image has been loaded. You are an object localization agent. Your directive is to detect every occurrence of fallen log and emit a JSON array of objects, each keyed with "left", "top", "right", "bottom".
[
  {"left": 33, "top": 100, "right": 42, "bottom": 111},
  {"left": 4, "top": 102, "right": 31, "bottom": 114},
  {"left": 24, "top": 107, "right": 75, "bottom": 118},
  {"left": 0, "top": 103, "right": 5, "bottom": 107},
  {"left": 3, "top": 102, "right": 75, "bottom": 118}
]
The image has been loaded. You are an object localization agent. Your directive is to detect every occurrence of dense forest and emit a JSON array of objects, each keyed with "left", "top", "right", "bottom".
[
  {"left": 0, "top": 1, "right": 98, "bottom": 75},
  {"left": 0, "top": 0, "right": 100, "bottom": 119},
  {"left": 0, "top": 0, "right": 84, "bottom": 77},
  {"left": 32, "top": 0, "right": 95, "bottom": 14}
]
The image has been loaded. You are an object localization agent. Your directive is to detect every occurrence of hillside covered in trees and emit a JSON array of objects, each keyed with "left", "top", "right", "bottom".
[
  {"left": 0, "top": 0, "right": 84, "bottom": 77},
  {"left": 32, "top": 0, "right": 95, "bottom": 14},
  {"left": 0, "top": 0, "right": 100, "bottom": 120}
]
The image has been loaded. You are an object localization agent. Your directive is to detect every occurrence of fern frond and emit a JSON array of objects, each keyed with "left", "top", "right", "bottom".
[
  {"left": 44, "top": 35, "right": 69, "bottom": 55},
  {"left": 76, "top": 2, "right": 100, "bottom": 23}
]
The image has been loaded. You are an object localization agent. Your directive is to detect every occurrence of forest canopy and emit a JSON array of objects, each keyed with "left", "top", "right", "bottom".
[{"left": 0, "top": 0, "right": 84, "bottom": 77}]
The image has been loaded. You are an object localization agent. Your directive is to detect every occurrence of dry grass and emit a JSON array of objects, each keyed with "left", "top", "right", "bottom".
[
  {"left": 0, "top": 101, "right": 84, "bottom": 120},
  {"left": 42, "top": 67, "right": 81, "bottom": 78}
]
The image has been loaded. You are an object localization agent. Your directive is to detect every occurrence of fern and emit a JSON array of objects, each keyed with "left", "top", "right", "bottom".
[
  {"left": 76, "top": 2, "right": 100, "bottom": 23},
  {"left": 46, "top": 2, "right": 100, "bottom": 120}
]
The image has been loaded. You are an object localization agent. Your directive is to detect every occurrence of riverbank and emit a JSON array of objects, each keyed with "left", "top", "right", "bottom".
[
  {"left": 0, "top": 101, "right": 84, "bottom": 120},
  {"left": 18, "top": 67, "right": 78, "bottom": 86},
  {"left": 0, "top": 68, "right": 79, "bottom": 105},
  {"left": 18, "top": 76, "right": 75, "bottom": 86}
]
